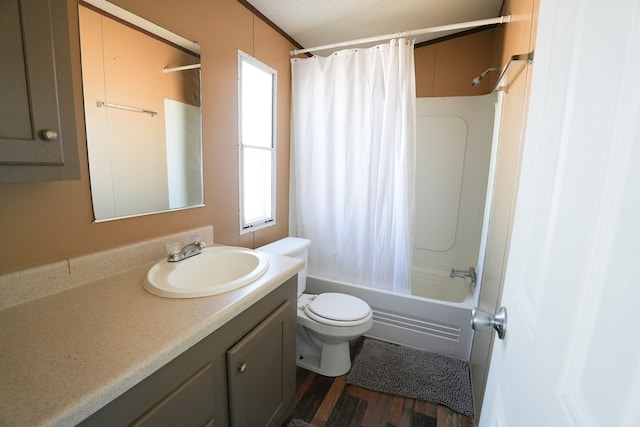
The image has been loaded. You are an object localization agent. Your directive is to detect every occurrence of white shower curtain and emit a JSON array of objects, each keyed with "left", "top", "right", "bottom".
[{"left": 290, "top": 39, "right": 416, "bottom": 293}]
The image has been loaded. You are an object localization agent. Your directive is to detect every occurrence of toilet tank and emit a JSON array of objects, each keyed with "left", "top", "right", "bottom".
[{"left": 257, "top": 237, "right": 311, "bottom": 297}]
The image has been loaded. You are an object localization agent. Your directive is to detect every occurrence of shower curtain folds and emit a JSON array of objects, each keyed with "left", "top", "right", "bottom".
[{"left": 290, "top": 38, "right": 416, "bottom": 294}]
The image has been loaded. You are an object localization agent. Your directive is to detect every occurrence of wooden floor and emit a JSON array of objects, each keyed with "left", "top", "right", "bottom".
[{"left": 286, "top": 340, "right": 474, "bottom": 427}]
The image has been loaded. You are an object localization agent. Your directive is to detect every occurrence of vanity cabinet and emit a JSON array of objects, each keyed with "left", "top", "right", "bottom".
[
  {"left": 0, "top": 0, "right": 81, "bottom": 182},
  {"left": 79, "top": 276, "right": 297, "bottom": 427}
]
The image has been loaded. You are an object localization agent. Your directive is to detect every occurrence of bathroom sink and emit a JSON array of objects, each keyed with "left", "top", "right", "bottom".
[{"left": 143, "top": 246, "right": 269, "bottom": 298}]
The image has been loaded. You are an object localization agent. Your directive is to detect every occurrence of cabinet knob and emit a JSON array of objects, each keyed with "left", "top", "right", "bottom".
[
  {"left": 40, "top": 129, "right": 58, "bottom": 141},
  {"left": 239, "top": 363, "right": 247, "bottom": 373}
]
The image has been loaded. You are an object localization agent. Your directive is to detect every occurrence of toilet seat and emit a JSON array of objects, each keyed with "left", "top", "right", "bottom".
[{"left": 303, "top": 293, "right": 371, "bottom": 327}]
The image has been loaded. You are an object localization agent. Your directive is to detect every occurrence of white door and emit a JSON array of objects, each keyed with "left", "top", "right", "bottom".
[{"left": 480, "top": 0, "right": 640, "bottom": 425}]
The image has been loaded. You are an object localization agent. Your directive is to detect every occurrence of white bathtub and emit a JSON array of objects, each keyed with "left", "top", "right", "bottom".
[
  {"left": 411, "top": 266, "right": 472, "bottom": 303},
  {"left": 306, "top": 267, "right": 474, "bottom": 360}
]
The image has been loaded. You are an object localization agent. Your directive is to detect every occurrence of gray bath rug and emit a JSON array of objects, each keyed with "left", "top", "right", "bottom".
[
  {"left": 285, "top": 419, "right": 314, "bottom": 427},
  {"left": 346, "top": 339, "right": 473, "bottom": 417}
]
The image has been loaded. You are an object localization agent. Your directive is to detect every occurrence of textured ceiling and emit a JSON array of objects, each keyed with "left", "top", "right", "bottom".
[{"left": 244, "top": 0, "right": 504, "bottom": 53}]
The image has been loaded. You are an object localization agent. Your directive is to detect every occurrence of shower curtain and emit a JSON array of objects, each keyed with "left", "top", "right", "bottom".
[{"left": 290, "top": 39, "right": 416, "bottom": 293}]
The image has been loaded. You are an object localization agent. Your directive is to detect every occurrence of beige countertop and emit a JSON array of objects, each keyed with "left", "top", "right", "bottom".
[{"left": 0, "top": 250, "right": 302, "bottom": 427}]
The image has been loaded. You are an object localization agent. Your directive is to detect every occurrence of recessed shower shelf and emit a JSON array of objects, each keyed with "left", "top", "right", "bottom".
[{"left": 494, "top": 51, "right": 534, "bottom": 92}]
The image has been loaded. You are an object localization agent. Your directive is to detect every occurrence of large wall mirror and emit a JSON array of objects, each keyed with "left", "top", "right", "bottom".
[{"left": 79, "top": 0, "right": 203, "bottom": 221}]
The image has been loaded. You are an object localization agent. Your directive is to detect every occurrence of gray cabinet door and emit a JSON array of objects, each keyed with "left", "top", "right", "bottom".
[
  {"left": 0, "top": 0, "right": 80, "bottom": 181},
  {"left": 227, "top": 300, "right": 295, "bottom": 427},
  {"left": 1, "top": 0, "right": 64, "bottom": 164}
]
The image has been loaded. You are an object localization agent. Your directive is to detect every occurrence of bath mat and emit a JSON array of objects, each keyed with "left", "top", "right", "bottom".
[
  {"left": 285, "top": 419, "right": 314, "bottom": 427},
  {"left": 346, "top": 339, "right": 473, "bottom": 417}
]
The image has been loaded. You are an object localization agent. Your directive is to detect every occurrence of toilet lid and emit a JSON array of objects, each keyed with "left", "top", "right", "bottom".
[{"left": 305, "top": 293, "right": 371, "bottom": 322}]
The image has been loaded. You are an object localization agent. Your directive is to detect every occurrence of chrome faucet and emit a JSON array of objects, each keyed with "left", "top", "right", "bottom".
[
  {"left": 167, "top": 240, "right": 206, "bottom": 262},
  {"left": 450, "top": 266, "right": 477, "bottom": 286}
]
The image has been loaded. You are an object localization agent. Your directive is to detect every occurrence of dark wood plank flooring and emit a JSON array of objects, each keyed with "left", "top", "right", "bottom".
[{"left": 286, "top": 339, "right": 474, "bottom": 427}]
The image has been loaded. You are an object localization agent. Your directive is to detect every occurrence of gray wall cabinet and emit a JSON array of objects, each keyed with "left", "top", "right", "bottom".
[
  {"left": 79, "top": 277, "right": 297, "bottom": 427},
  {"left": 0, "top": 0, "right": 81, "bottom": 182}
]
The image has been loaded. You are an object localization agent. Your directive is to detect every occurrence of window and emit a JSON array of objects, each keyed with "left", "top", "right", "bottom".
[{"left": 238, "top": 51, "right": 277, "bottom": 234}]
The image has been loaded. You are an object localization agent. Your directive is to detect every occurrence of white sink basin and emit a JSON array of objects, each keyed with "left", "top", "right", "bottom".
[{"left": 143, "top": 246, "right": 269, "bottom": 298}]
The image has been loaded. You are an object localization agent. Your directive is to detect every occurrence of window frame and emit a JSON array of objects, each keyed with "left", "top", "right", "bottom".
[{"left": 237, "top": 50, "right": 277, "bottom": 234}]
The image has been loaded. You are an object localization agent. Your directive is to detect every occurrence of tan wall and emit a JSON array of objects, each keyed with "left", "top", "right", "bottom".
[
  {"left": 0, "top": 0, "right": 295, "bottom": 274},
  {"left": 0, "top": 0, "right": 502, "bottom": 274},
  {"left": 415, "top": 28, "right": 501, "bottom": 97}
]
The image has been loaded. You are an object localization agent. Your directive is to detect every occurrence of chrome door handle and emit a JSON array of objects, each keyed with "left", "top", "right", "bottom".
[{"left": 471, "top": 306, "right": 507, "bottom": 339}]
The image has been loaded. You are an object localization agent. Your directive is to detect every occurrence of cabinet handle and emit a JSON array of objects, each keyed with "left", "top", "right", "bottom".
[
  {"left": 40, "top": 129, "right": 58, "bottom": 141},
  {"left": 239, "top": 363, "right": 247, "bottom": 373}
]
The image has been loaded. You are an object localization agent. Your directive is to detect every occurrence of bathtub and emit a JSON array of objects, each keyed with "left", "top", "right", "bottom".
[{"left": 305, "top": 266, "right": 474, "bottom": 360}]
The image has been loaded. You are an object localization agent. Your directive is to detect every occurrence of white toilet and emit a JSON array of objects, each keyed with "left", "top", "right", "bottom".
[{"left": 257, "top": 237, "right": 373, "bottom": 377}]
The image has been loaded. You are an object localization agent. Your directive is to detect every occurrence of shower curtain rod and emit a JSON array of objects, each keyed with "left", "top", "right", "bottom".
[{"left": 290, "top": 15, "right": 511, "bottom": 56}]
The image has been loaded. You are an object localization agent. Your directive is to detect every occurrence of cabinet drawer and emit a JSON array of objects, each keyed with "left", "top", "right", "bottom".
[{"left": 131, "top": 362, "right": 215, "bottom": 427}]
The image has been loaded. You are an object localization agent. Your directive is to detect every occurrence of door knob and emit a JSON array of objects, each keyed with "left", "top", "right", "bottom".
[
  {"left": 239, "top": 363, "right": 247, "bottom": 373},
  {"left": 471, "top": 306, "right": 507, "bottom": 339}
]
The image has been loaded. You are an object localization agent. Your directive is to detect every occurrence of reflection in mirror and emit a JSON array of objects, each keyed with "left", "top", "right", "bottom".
[{"left": 79, "top": 1, "right": 203, "bottom": 221}]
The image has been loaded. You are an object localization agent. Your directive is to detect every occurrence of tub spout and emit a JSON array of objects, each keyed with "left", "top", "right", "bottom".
[{"left": 450, "top": 267, "right": 477, "bottom": 286}]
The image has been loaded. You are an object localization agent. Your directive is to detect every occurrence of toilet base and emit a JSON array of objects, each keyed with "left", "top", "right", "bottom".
[{"left": 297, "top": 341, "right": 352, "bottom": 377}]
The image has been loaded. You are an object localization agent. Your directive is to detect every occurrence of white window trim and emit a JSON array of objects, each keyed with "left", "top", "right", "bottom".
[{"left": 237, "top": 50, "right": 277, "bottom": 234}]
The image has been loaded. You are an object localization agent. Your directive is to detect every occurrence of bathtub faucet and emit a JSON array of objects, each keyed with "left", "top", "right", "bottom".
[{"left": 450, "top": 267, "right": 477, "bottom": 286}]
